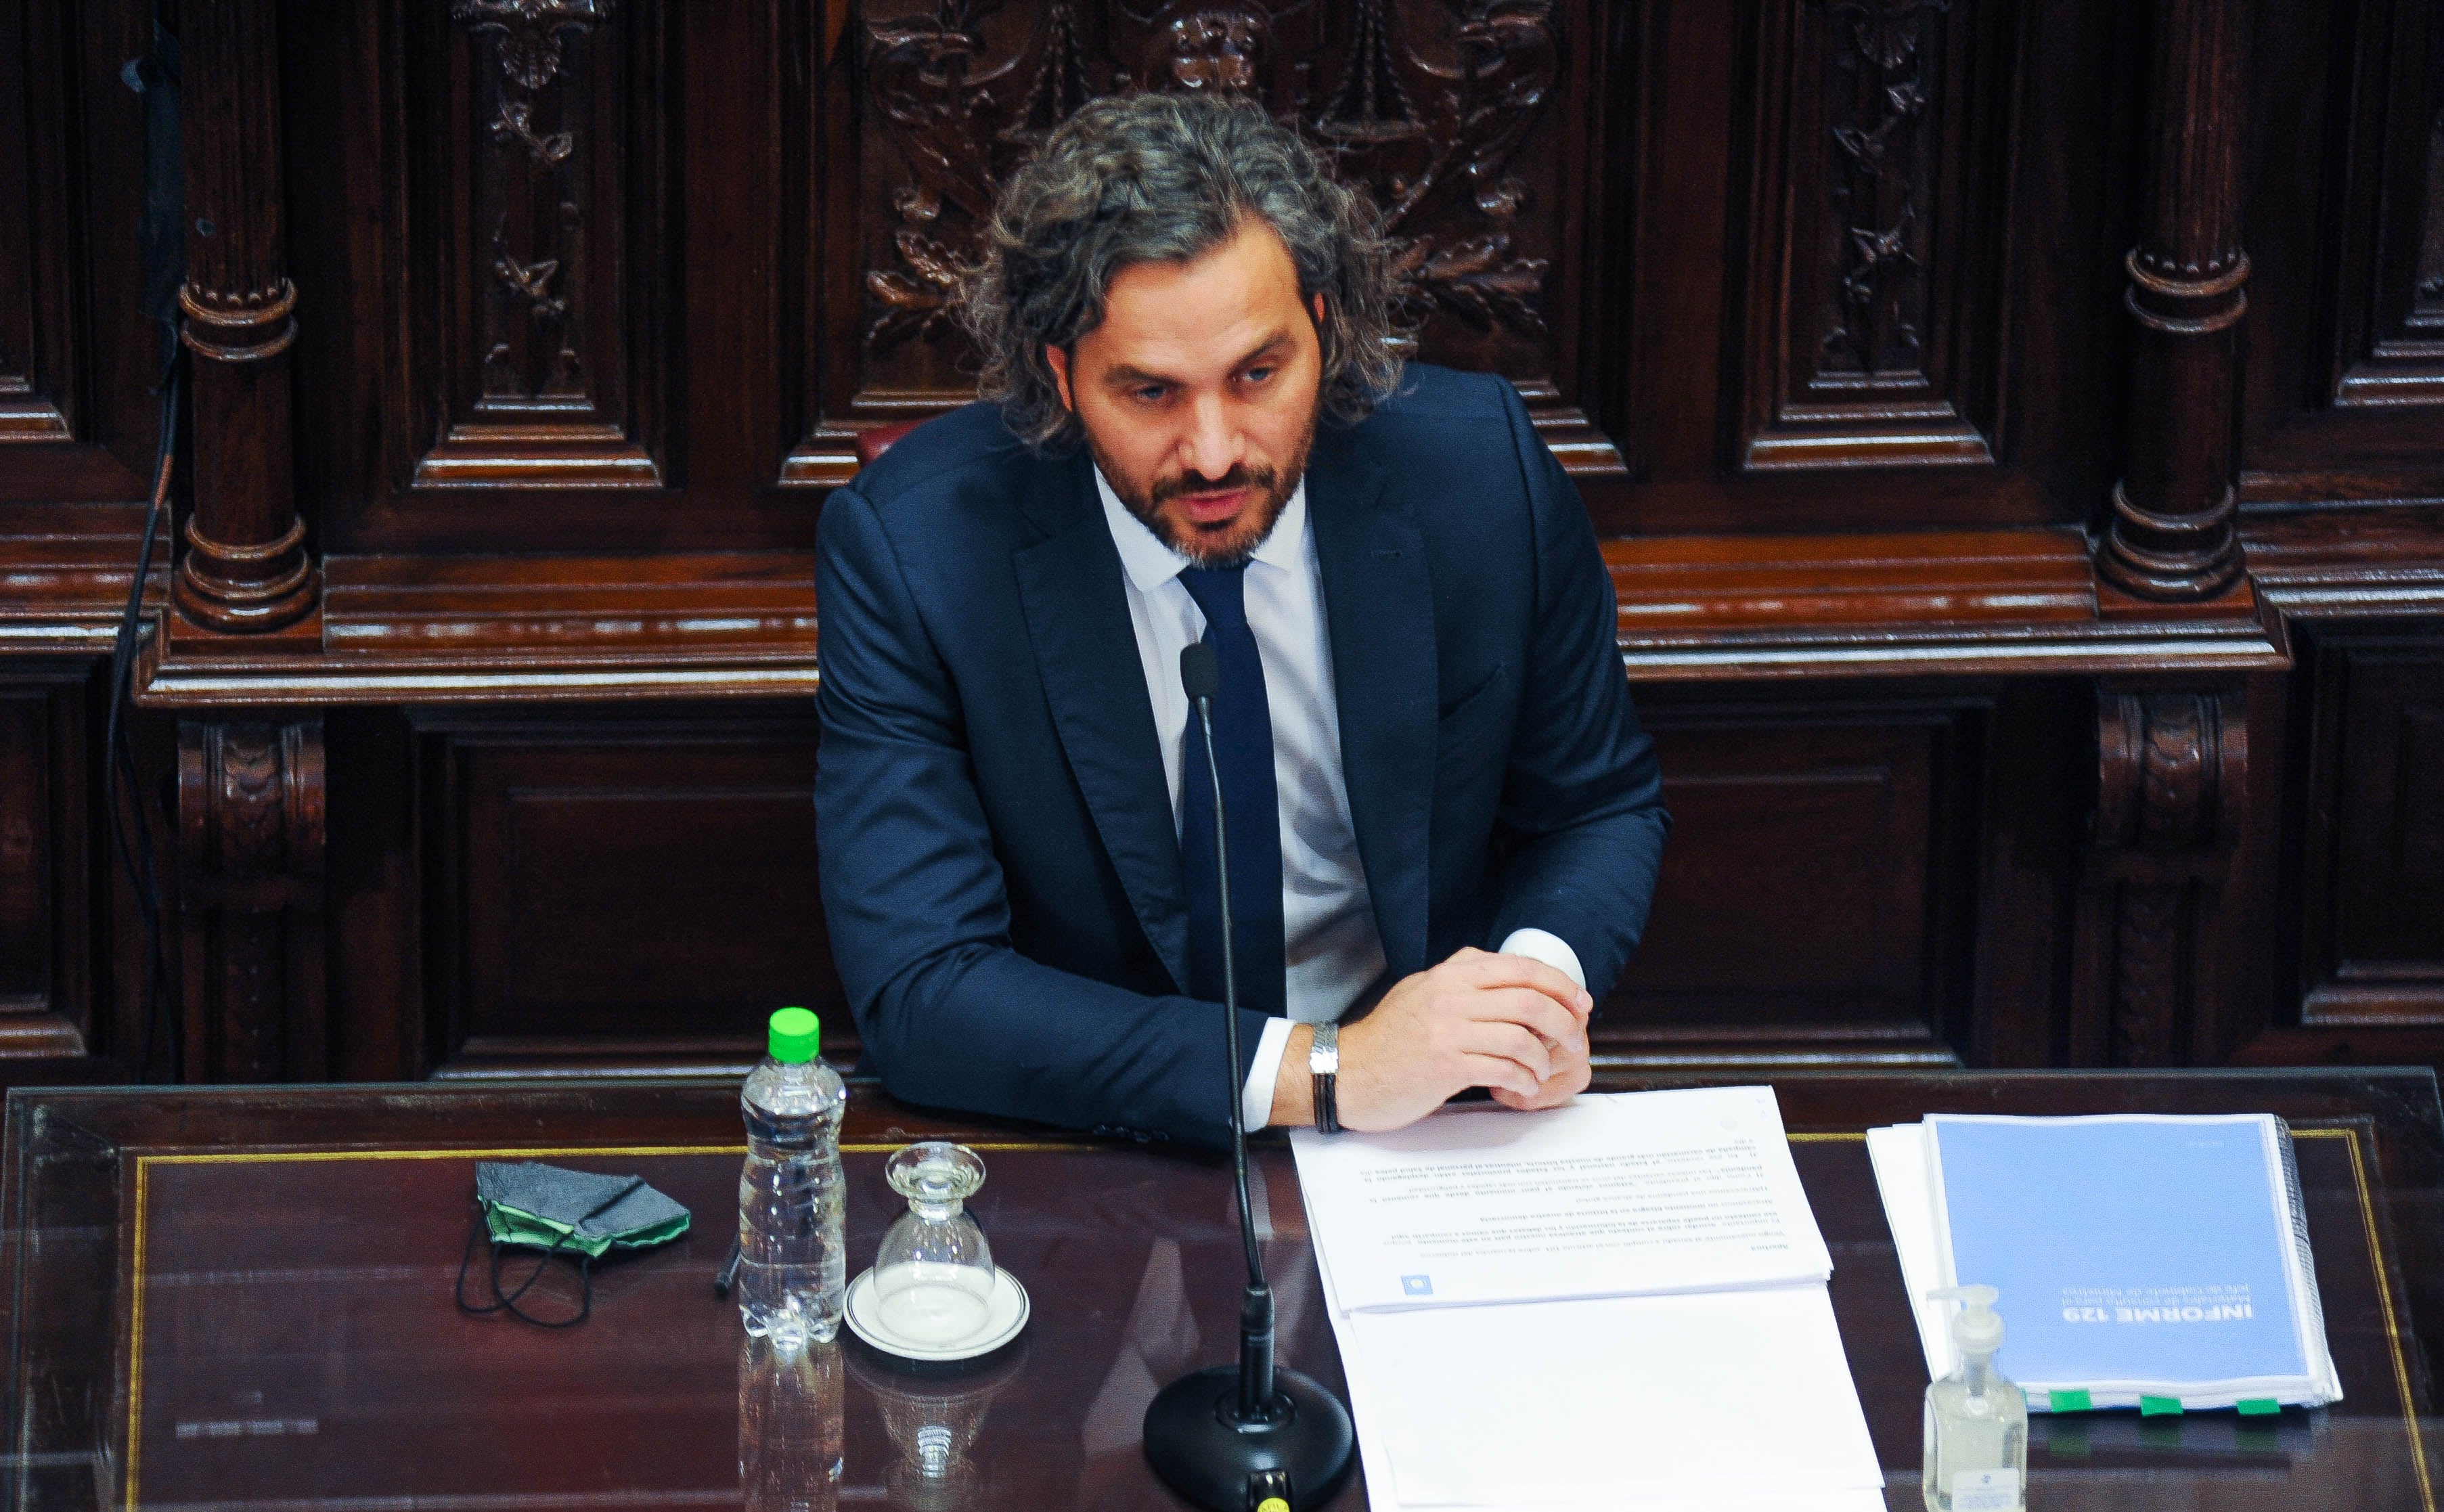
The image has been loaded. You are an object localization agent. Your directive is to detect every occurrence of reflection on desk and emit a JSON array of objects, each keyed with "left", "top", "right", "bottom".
[
  {"left": 741, "top": 1335, "right": 843, "bottom": 1512},
  {"left": 845, "top": 1331, "right": 1028, "bottom": 1509}
]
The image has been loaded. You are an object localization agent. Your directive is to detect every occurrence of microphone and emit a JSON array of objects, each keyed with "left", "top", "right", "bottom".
[
  {"left": 1180, "top": 636, "right": 1222, "bottom": 703},
  {"left": 1143, "top": 643, "right": 1355, "bottom": 1512}
]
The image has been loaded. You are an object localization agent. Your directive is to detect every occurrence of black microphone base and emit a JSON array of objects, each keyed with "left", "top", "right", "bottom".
[{"left": 1142, "top": 1365, "right": 1356, "bottom": 1511}]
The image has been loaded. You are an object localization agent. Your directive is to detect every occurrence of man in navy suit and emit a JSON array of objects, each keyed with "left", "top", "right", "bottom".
[{"left": 815, "top": 94, "right": 1668, "bottom": 1149}]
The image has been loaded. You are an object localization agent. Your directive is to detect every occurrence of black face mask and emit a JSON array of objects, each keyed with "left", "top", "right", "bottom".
[{"left": 455, "top": 1161, "right": 692, "bottom": 1328}]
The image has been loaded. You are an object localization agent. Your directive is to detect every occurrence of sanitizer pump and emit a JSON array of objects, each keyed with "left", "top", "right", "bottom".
[{"left": 1922, "top": 1285, "right": 2027, "bottom": 1512}]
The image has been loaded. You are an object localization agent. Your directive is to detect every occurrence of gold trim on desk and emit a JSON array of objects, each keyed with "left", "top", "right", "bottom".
[
  {"left": 2296, "top": 1126, "right": 2435, "bottom": 1512},
  {"left": 120, "top": 1130, "right": 2431, "bottom": 1512}
]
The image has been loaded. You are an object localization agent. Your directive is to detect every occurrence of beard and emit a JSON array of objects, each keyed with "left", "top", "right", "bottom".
[{"left": 1088, "top": 404, "right": 1317, "bottom": 568}]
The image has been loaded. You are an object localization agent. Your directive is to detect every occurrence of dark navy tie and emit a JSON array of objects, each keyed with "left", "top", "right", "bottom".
[{"left": 1176, "top": 564, "right": 1287, "bottom": 1015}]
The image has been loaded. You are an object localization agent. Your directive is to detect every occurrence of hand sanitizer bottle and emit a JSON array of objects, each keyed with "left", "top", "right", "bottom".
[{"left": 1922, "top": 1285, "right": 2026, "bottom": 1512}]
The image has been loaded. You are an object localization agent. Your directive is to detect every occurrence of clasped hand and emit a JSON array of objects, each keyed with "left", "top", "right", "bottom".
[{"left": 1271, "top": 946, "right": 1593, "bottom": 1131}]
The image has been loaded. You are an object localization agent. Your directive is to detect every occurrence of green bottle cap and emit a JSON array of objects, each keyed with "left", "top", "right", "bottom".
[{"left": 768, "top": 1007, "right": 819, "bottom": 1064}]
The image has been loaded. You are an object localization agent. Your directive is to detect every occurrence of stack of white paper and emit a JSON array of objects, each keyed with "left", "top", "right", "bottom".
[{"left": 1293, "top": 1088, "right": 1888, "bottom": 1511}]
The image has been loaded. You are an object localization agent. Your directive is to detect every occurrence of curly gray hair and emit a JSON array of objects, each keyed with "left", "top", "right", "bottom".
[{"left": 958, "top": 92, "right": 1406, "bottom": 451}]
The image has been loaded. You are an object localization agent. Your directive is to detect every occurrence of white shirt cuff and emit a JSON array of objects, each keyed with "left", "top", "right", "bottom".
[
  {"left": 1498, "top": 927, "right": 1586, "bottom": 990},
  {"left": 1240, "top": 1016, "right": 1297, "bottom": 1130}
]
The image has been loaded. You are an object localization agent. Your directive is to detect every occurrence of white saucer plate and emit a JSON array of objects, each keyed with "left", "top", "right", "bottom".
[{"left": 843, "top": 1265, "right": 1030, "bottom": 1361}]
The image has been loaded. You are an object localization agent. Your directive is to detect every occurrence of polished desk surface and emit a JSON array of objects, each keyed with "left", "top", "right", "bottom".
[{"left": 4, "top": 1069, "right": 2441, "bottom": 1511}]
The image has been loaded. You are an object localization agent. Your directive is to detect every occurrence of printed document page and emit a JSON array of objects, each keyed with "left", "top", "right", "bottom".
[
  {"left": 1302, "top": 1174, "right": 1885, "bottom": 1512},
  {"left": 1291, "top": 1086, "right": 1829, "bottom": 1312},
  {"left": 1346, "top": 1285, "right": 1886, "bottom": 1508}
]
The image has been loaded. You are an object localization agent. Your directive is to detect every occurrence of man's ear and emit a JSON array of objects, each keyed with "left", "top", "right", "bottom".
[
  {"left": 1045, "top": 344, "right": 1074, "bottom": 412},
  {"left": 1312, "top": 292, "right": 1326, "bottom": 326}
]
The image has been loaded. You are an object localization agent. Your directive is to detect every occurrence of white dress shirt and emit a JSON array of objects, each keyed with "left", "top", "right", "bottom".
[{"left": 1092, "top": 468, "right": 1584, "bottom": 1128}]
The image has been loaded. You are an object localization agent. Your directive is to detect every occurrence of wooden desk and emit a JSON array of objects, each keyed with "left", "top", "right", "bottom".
[{"left": 5, "top": 1070, "right": 2439, "bottom": 1511}]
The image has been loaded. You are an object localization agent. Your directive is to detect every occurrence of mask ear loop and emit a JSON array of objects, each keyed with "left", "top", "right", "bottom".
[{"left": 456, "top": 1176, "right": 645, "bottom": 1328}]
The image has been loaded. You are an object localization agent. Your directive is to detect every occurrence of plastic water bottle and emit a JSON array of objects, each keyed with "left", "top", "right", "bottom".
[{"left": 738, "top": 1006, "right": 848, "bottom": 1348}]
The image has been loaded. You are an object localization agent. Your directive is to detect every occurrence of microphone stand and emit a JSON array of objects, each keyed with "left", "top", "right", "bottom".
[{"left": 1144, "top": 644, "right": 1356, "bottom": 1512}]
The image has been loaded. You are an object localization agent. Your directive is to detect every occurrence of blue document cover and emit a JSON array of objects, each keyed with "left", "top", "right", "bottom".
[{"left": 1926, "top": 1114, "right": 2321, "bottom": 1398}]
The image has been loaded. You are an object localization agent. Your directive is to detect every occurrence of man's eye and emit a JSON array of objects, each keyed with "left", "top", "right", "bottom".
[
  {"left": 1243, "top": 366, "right": 1274, "bottom": 384},
  {"left": 1134, "top": 385, "right": 1169, "bottom": 403}
]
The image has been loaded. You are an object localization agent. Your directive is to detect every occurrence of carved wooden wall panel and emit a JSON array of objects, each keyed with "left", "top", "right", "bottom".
[
  {"left": 799, "top": 0, "right": 1614, "bottom": 484},
  {"left": 2327, "top": 0, "right": 2444, "bottom": 410},
  {"left": 277, "top": 0, "right": 2147, "bottom": 549},
  {"left": 413, "top": 0, "right": 671, "bottom": 489},
  {"left": 0, "top": 0, "right": 69, "bottom": 446},
  {"left": 291, "top": 0, "right": 820, "bottom": 555},
  {"left": 1598, "top": 0, "right": 2129, "bottom": 537},
  {"left": 2294, "top": 636, "right": 2444, "bottom": 1026},
  {"left": 421, "top": 711, "right": 847, "bottom": 1075},
  {"left": 0, "top": 682, "right": 91, "bottom": 1054},
  {"left": 0, "top": 0, "right": 163, "bottom": 499},
  {"left": 2243, "top": 0, "right": 2444, "bottom": 502},
  {"left": 1597, "top": 699, "right": 1981, "bottom": 1067},
  {"left": 1735, "top": 0, "right": 2014, "bottom": 472}
]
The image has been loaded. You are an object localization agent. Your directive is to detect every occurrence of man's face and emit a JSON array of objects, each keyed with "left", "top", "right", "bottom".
[{"left": 1046, "top": 217, "right": 1324, "bottom": 566}]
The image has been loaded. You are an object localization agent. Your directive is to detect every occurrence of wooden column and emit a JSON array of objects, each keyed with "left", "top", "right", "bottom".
[
  {"left": 173, "top": 0, "right": 317, "bottom": 635},
  {"left": 178, "top": 719, "right": 326, "bottom": 1082},
  {"left": 2099, "top": 0, "right": 2252, "bottom": 602}
]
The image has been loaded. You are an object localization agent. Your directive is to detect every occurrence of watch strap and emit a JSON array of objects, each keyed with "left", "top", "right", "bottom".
[{"left": 1310, "top": 1021, "right": 1341, "bottom": 1134}]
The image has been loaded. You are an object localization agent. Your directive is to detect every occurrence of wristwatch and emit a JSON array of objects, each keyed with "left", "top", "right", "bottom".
[{"left": 1310, "top": 1021, "right": 1341, "bottom": 1134}]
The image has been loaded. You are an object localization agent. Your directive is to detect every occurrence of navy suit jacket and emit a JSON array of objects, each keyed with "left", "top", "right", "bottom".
[{"left": 814, "top": 364, "right": 1669, "bottom": 1149}]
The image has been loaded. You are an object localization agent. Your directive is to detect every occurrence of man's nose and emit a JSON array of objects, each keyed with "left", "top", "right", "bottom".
[{"left": 1176, "top": 393, "right": 1241, "bottom": 481}]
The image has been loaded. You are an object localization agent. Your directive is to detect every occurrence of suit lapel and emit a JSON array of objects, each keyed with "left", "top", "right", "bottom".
[
  {"left": 1308, "top": 426, "right": 1435, "bottom": 978},
  {"left": 1013, "top": 451, "right": 1191, "bottom": 992}
]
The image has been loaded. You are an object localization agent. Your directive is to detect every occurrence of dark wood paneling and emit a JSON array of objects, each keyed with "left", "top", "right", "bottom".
[
  {"left": 1734, "top": 0, "right": 2014, "bottom": 472},
  {"left": 412, "top": 0, "right": 670, "bottom": 490},
  {"left": 1600, "top": 0, "right": 2135, "bottom": 537},
  {"left": 0, "top": 0, "right": 160, "bottom": 498},
  {"left": 2240, "top": 0, "right": 2444, "bottom": 503},
  {"left": 2295, "top": 633, "right": 2444, "bottom": 1025},
  {"left": 420, "top": 709, "right": 846, "bottom": 1074},
  {"left": 0, "top": 692, "right": 52, "bottom": 1010},
  {"left": 288, "top": 0, "right": 801, "bottom": 556},
  {"left": 0, "top": 677, "right": 92, "bottom": 1054},
  {"left": 0, "top": 0, "right": 70, "bottom": 445},
  {"left": 1598, "top": 696, "right": 1982, "bottom": 1067},
  {"left": 2324, "top": 0, "right": 2444, "bottom": 410}
]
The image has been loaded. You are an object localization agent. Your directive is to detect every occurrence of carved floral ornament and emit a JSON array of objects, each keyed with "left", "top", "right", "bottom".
[
  {"left": 449, "top": 0, "right": 613, "bottom": 90},
  {"left": 863, "top": 0, "right": 1561, "bottom": 356},
  {"left": 1817, "top": 0, "right": 1951, "bottom": 378},
  {"left": 451, "top": 0, "right": 603, "bottom": 401}
]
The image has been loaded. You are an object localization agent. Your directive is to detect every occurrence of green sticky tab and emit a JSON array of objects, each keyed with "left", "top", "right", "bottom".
[
  {"left": 2236, "top": 1398, "right": 2281, "bottom": 1417},
  {"left": 2048, "top": 1389, "right": 2093, "bottom": 1413},
  {"left": 2139, "top": 1395, "right": 2183, "bottom": 1417}
]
